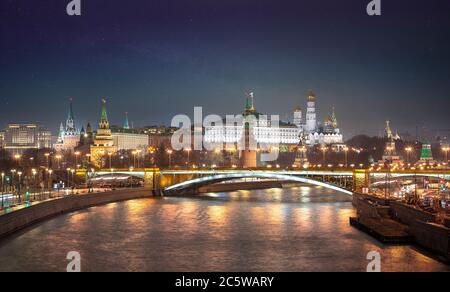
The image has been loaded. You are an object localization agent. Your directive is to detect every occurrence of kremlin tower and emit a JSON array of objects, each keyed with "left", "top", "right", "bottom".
[
  {"left": 90, "top": 98, "right": 117, "bottom": 168},
  {"left": 305, "top": 91, "right": 317, "bottom": 134},
  {"left": 54, "top": 98, "right": 80, "bottom": 152}
]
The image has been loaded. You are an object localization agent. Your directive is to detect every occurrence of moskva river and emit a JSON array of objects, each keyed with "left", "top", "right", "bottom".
[{"left": 0, "top": 186, "right": 448, "bottom": 272}]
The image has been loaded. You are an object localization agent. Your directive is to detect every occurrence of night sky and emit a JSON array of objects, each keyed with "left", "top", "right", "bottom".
[{"left": 1, "top": 0, "right": 449, "bottom": 138}]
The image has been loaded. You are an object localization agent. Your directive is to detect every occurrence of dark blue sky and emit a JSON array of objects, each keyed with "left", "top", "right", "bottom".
[{"left": 1, "top": 0, "right": 449, "bottom": 137}]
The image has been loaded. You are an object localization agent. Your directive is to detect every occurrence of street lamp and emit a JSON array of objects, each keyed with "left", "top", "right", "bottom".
[
  {"left": 1, "top": 172, "right": 5, "bottom": 209},
  {"left": 167, "top": 149, "right": 173, "bottom": 168},
  {"left": 71, "top": 169, "right": 75, "bottom": 193},
  {"left": 48, "top": 169, "right": 53, "bottom": 198},
  {"left": 343, "top": 146, "right": 349, "bottom": 167},
  {"left": 405, "top": 147, "right": 413, "bottom": 164},
  {"left": 442, "top": 146, "right": 449, "bottom": 165},
  {"left": 320, "top": 146, "right": 328, "bottom": 163},
  {"left": 108, "top": 152, "right": 113, "bottom": 169},
  {"left": 185, "top": 148, "right": 191, "bottom": 167},
  {"left": 55, "top": 154, "right": 62, "bottom": 169},
  {"left": 17, "top": 171, "right": 22, "bottom": 200},
  {"left": 74, "top": 151, "right": 80, "bottom": 169},
  {"left": 14, "top": 154, "right": 22, "bottom": 167},
  {"left": 132, "top": 150, "right": 137, "bottom": 168},
  {"left": 10, "top": 169, "right": 16, "bottom": 190},
  {"left": 66, "top": 168, "right": 71, "bottom": 188},
  {"left": 136, "top": 150, "right": 142, "bottom": 168},
  {"left": 44, "top": 153, "right": 50, "bottom": 169}
]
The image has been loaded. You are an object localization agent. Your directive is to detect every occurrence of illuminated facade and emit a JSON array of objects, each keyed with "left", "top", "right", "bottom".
[
  {"left": 1, "top": 124, "right": 52, "bottom": 153},
  {"left": 90, "top": 99, "right": 117, "bottom": 167},
  {"left": 54, "top": 99, "right": 80, "bottom": 152},
  {"left": 204, "top": 91, "right": 344, "bottom": 148}
]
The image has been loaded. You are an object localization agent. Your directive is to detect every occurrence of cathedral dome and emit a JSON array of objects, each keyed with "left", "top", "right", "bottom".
[{"left": 307, "top": 91, "right": 316, "bottom": 102}]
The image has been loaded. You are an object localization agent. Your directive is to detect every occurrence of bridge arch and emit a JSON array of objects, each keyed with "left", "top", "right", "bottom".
[{"left": 164, "top": 172, "right": 353, "bottom": 195}]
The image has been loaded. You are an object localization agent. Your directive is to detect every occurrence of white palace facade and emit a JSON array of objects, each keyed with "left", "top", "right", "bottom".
[{"left": 204, "top": 92, "right": 344, "bottom": 148}]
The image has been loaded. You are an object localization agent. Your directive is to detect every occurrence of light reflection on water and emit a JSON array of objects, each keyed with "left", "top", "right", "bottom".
[{"left": 0, "top": 186, "right": 448, "bottom": 272}]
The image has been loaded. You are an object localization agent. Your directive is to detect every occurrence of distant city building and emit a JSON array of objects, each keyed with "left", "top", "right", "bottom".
[
  {"left": 54, "top": 99, "right": 80, "bottom": 152},
  {"left": 90, "top": 99, "right": 117, "bottom": 167},
  {"left": 1, "top": 124, "right": 52, "bottom": 154},
  {"left": 144, "top": 125, "right": 178, "bottom": 148},
  {"left": 0, "top": 130, "right": 4, "bottom": 148}
]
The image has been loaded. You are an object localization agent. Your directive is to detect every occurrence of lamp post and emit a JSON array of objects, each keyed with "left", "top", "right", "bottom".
[
  {"left": 320, "top": 146, "right": 328, "bottom": 164},
  {"left": 167, "top": 149, "right": 173, "bottom": 168},
  {"left": 17, "top": 171, "right": 22, "bottom": 202},
  {"left": 85, "top": 153, "right": 91, "bottom": 168},
  {"left": 74, "top": 151, "right": 80, "bottom": 169},
  {"left": 343, "top": 146, "right": 349, "bottom": 167},
  {"left": 45, "top": 153, "right": 50, "bottom": 169},
  {"left": 137, "top": 150, "right": 142, "bottom": 168},
  {"left": 48, "top": 169, "right": 53, "bottom": 198},
  {"left": 1, "top": 172, "right": 4, "bottom": 209},
  {"left": 132, "top": 150, "right": 137, "bottom": 168},
  {"left": 108, "top": 152, "right": 113, "bottom": 169},
  {"left": 14, "top": 154, "right": 22, "bottom": 167},
  {"left": 71, "top": 169, "right": 75, "bottom": 194},
  {"left": 10, "top": 169, "right": 16, "bottom": 194},
  {"left": 185, "top": 148, "right": 191, "bottom": 167},
  {"left": 55, "top": 154, "right": 62, "bottom": 169},
  {"left": 66, "top": 168, "right": 71, "bottom": 188},
  {"left": 405, "top": 147, "right": 413, "bottom": 165},
  {"left": 442, "top": 146, "right": 449, "bottom": 165},
  {"left": 31, "top": 169, "right": 37, "bottom": 200}
]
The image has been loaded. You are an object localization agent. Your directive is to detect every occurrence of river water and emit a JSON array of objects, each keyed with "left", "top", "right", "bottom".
[{"left": 0, "top": 186, "right": 448, "bottom": 272}]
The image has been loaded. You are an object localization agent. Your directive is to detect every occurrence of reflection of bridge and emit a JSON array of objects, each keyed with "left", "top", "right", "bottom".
[{"left": 83, "top": 168, "right": 450, "bottom": 196}]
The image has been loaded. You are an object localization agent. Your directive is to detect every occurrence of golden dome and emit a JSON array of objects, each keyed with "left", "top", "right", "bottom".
[{"left": 307, "top": 90, "right": 316, "bottom": 101}]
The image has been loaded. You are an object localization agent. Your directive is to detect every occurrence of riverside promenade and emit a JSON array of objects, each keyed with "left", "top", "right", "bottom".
[{"left": 0, "top": 187, "right": 152, "bottom": 239}]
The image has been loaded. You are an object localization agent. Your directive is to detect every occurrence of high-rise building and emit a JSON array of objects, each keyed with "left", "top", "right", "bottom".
[
  {"left": 90, "top": 98, "right": 117, "bottom": 167},
  {"left": 54, "top": 99, "right": 80, "bottom": 152},
  {"left": 2, "top": 124, "right": 52, "bottom": 153}
]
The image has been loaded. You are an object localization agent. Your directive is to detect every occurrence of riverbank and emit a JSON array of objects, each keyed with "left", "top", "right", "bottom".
[
  {"left": 0, "top": 187, "right": 152, "bottom": 239},
  {"left": 352, "top": 193, "right": 450, "bottom": 262},
  {"left": 1, "top": 187, "right": 447, "bottom": 272}
]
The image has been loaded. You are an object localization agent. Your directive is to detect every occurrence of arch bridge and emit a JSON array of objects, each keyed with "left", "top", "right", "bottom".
[{"left": 81, "top": 168, "right": 450, "bottom": 196}]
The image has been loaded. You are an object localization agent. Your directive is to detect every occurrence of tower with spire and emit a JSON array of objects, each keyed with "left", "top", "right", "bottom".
[
  {"left": 244, "top": 92, "right": 257, "bottom": 115},
  {"left": 305, "top": 91, "right": 317, "bottom": 133},
  {"left": 123, "top": 112, "right": 130, "bottom": 130},
  {"left": 90, "top": 98, "right": 117, "bottom": 167},
  {"left": 93, "top": 98, "right": 114, "bottom": 147},
  {"left": 54, "top": 98, "right": 80, "bottom": 152}
]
